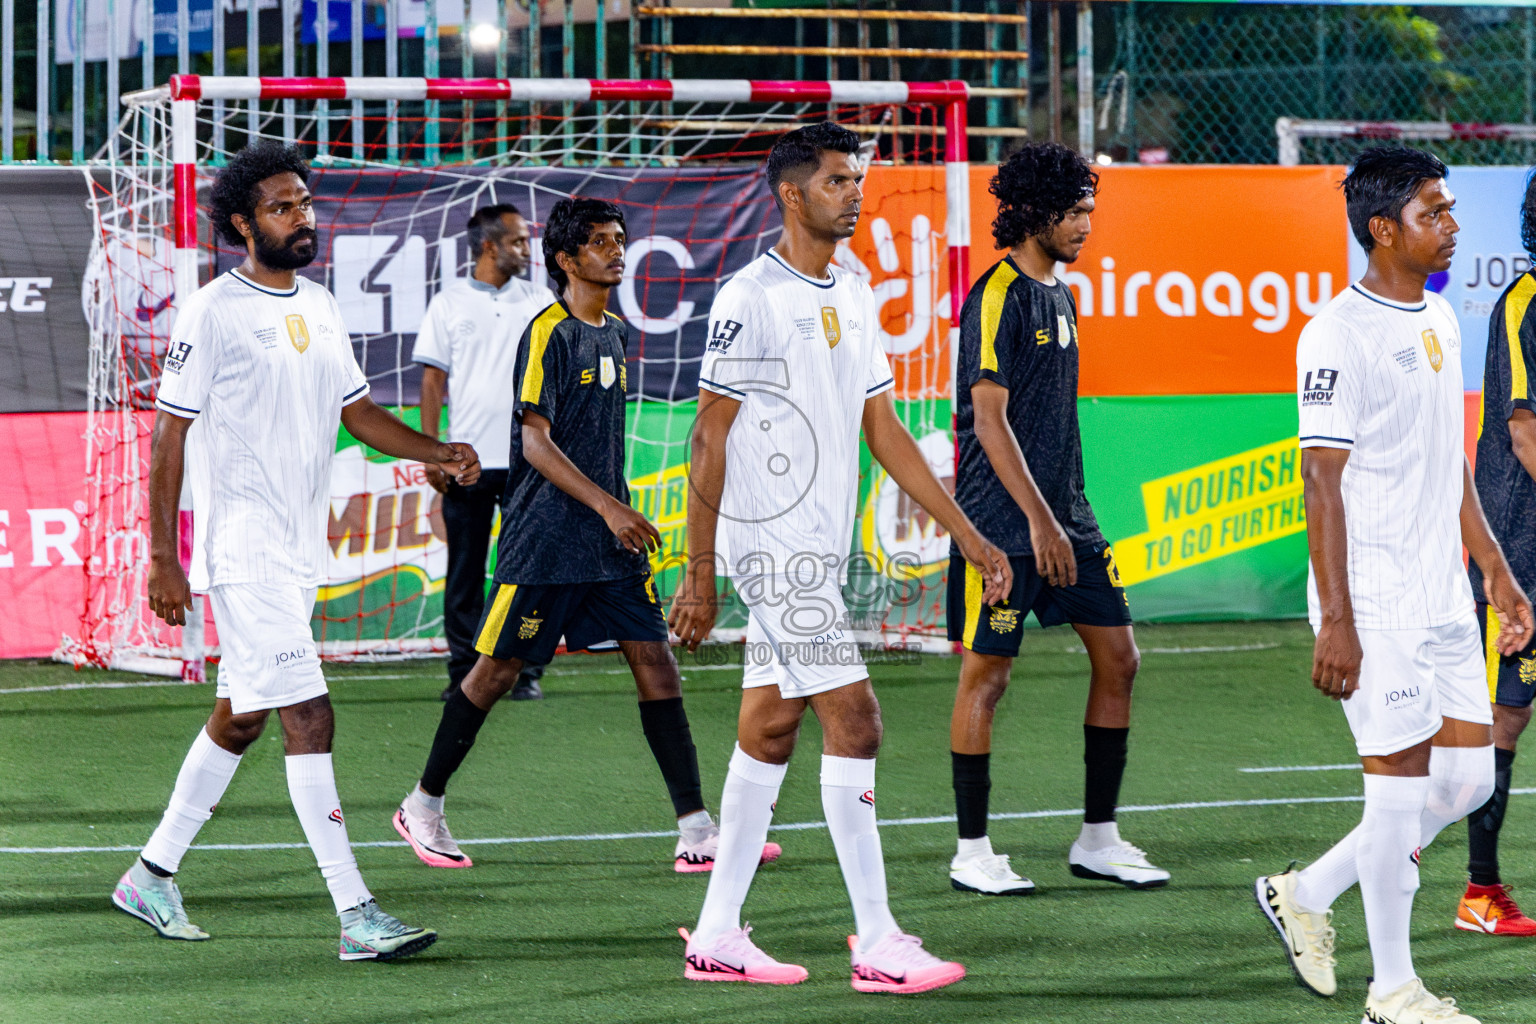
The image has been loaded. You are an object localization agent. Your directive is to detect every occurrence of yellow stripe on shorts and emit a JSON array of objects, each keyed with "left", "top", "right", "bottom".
[
  {"left": 475, "top": 583, "right": 518, "bottom": 656},
  {"left": 962, "top": 561, "right": 985, "bottom": 649},
  {"left": 1486, "top": 605, "right": 1502, "bottom": 702}
]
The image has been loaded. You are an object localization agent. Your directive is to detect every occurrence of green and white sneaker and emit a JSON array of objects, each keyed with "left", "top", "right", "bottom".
[
  {"left": 337, "top": 899, "right": 437, "bottom": 962},
  {"left": 111, "top": 860, "right": 209, "bottom": 941}
]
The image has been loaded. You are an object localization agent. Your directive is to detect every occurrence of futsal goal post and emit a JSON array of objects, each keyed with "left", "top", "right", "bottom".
[{"left": 66, "top": 75, "right": 974, "bottom": 676}]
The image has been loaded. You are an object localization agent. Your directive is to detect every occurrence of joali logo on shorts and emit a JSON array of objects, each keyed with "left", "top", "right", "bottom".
[
  {"left": 821, "top": 306, "right": 841, "bottom": 348},
  {"left": 1384, "top": 685, "right": 1422, "bottom": 708},
  {"left": 274, "top": 647, "right": 310, "bottom": 668},
  {"left": 286, "top": 314, "right": 311, "bottom": 353},
  {"left": 1422, "top": 328, "right": 1443, "bottom": 372},
  {"left": 518, "top": 616, "right": 542, "bottom": 639},
  {"left": 991, "top": 608, "right": 1021, "bottom": 633}
]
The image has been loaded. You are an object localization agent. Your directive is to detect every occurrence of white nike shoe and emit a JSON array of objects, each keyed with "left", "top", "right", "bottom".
[
  {"left": 1363, "top": 977, "right": 1479, "bottom": 1023},
  {"left": 680, "top": 925, "right": 807, "bottom": 984},
  {"left": 1255, "top": 865, "right": 1337, "bottom": 998},
  {"left": 949, "top": 850, "right": 1036, "bottom": 895},
  {"left": 1068, "top": 839, "right": 1170, "bottom": 890},
  {"left": 111, "top": 862, "right": 209, "bottom": 941},
  {"left": 393, "top": 791, "right": 472, "bottom": 868}
]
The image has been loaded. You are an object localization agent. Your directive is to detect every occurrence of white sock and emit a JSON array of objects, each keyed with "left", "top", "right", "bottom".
[
  {"left": 285, "top": 753, "right": 372, "bottom": 914},
  {"left": 141, "top": 728, "right": 242, "bottom": 874},
  {"left": 1293, "top": 746, "right": 1495, "bottom": 912},
  {"left": 1294, "top": 823, "right": 1363, "bottom": 912},
  {"left": 693, "top": 745, "right": 785, "bottom": 945},
  {"left": 678, "top": 809, "right": 715, "bottom": 845},
  {"left": 1357, "top": 774, "right": 1430, "bottom": 996},
  {"left": 822, "top": 755, "right": 900, "bottom": 952},
  {"left": 411, "top": 784, "right": 443, "bottom": 814},
  {"left": 1077, "top": 820, "right": 1122, "bottom": 851},
  {"left": 1420, "top": 745, "right": 1495, "bottom": 849},
  {"left": 956, "top": 835, "right": 993, "bottom": 861}
]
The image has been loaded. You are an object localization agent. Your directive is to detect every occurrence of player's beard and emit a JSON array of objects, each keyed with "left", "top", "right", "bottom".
[{"left": 252, "top": 223, "right": 318, "bottom": 271}]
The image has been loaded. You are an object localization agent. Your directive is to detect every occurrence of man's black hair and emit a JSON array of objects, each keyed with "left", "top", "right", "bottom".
[
  {"left": 1342, "top": 146, "right": 1448, "bottom": 253},
  {"left": 542, "top": 197, "right": 625, "bottom": 292},
  {"left": 989, "top": 142, "right": 1098, "bottom": 250},
  {"left": 765, "top": 121, "right": 862, "bottom": 211},
  {"left": 466, "top": 202, "right": 522, "bottom": 259},
  {"left": 209, "top": 141, "right": 311, "bottom": 249},
  {"left": 1522, "top": 169, "right": 1536, "bottom": 262}
]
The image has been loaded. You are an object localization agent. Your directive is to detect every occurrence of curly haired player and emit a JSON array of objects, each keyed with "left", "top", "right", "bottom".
[{"left": 944, "top": 141, "right": 1169, "bottom": 898}]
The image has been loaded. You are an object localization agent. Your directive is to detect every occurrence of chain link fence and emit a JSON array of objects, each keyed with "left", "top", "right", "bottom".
[{"left": 1095, "top": 3, "right": 1536, "bottom": 165}]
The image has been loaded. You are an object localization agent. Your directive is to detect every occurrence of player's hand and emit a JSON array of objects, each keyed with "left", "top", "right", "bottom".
[
  {"left": 603, "top": 499, "right": 662, "bottom": 554},
  {"left": 424, "top": 464, "right": 450, "bottom": 494},
  {"left": 955, "top": 528, "right": 1013, "bottom": 606},
  {"left": 433, "top": 442, "right": 480, "bottom": 486},
  {"left": 1311, "top": 616, "right": 1362, "bottom": 701},
  {"left": 668, "top": 560, "right": 719, "bottom": 652},
  {"left": 147, "top": 555, "right": 194, "bottom": 627},
  {"left": 1029, "top": 515, "right": 1076, "bottom": 587},
  {"left": 1484, "top": 566, "right": 1535, "bottom": 657}
]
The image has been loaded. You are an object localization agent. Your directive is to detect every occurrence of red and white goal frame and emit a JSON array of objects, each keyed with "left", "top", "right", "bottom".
[{"left": 72, "top": 75, "right": 974, "bottom": 676}]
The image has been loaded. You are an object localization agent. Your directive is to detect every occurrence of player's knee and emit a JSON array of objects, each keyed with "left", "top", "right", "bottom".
[
  {"left": 1099, "top": 645, "right": 1140, "bottom": 693},
  {"left": 216, "top": 713, "right": 268, "bottom": 752}
]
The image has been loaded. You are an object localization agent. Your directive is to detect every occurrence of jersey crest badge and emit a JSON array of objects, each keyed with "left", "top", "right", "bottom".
[
  {"left": 600, "top": 355, "right": 617, "bottom": 389},
  {"left": 1057, "top": 314, "right": 1073, "bottom": 348},
  {"left": 821, "top": 306, "right": 841, "bottom": 348},
  {"left": 286, "top": 314, "right": 311, "bottom": 353},
  {"left": 1422, "top": 328, "right": 1443, "bottom": 372}
]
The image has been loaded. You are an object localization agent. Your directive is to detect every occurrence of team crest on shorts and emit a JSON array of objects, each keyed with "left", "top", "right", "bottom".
[
  {"left": 1520, "top": 654, "right": 1536, "bottom": 687},
  {"left": 600, "top": 355, "right": 616, "bottom": 389},
  {"left": 821, "top": 306, "right": 841, "bottom": 348},
  {"left": 1422, "top": 328, "right": 1442, "bottom": 372},
  {"left": 991, "top": 608, "right": 1021, "bottom": 633},
  {"left": 286, "top": 314, "right": 311, "bottom": 353},
  {"left": 644, "top": 574, "right": 659, "bottom": 605},
  {"left": 519, "top": 616, "right": 542, "bottom": 639}
]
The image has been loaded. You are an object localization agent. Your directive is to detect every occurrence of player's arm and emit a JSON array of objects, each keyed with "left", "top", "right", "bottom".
[
  {"left": 862, "top": 391, "right": 1011, "bottom": 606},
  {"left": 147, "top": 411, "right": 194, "bottom": 626},
  {"left": 1460, "top": 454, "right": 1534, "bottom": 655},
  {"left": 1301, "top": 446, "right": 1361, "bottom": 701},
  {"left": 668, "top": 388, "right": 739, "bottom": 651},
  {"left": 519, "top": 410, "right": 660, "bottom": 555},
  {"left": 340, "top": 394, "right": 480, "bottom": 485},
  {"left": 418, "top": 365, "right": 450, "bottom": 494},
  {"left": 970, "top": 380, "right": 1076, "bottom": 587}
]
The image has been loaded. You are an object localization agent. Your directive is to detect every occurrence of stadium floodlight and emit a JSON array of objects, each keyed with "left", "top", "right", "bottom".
[{"left": 64, "top": 76, "right": 975, "bottom": 677}]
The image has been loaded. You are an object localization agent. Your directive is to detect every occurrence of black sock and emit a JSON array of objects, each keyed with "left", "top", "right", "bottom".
[
  {"left": 952, "top": 751, "right": 992, "bottom": 840},
  {"left": 1083, "top": 724, "right": 1129, "bottom": 824},
  {"left": 419, "top": 689, "right": 491, "bottom": 797},
  {"left": 1468, "top": 746, "right": 1516, "bottom": 887},
  {"left": 638, "top": 697, "right": 704, "bottom": 817},
  {"left": 140, "top": 857, "right": 173, "bottom": 878}
]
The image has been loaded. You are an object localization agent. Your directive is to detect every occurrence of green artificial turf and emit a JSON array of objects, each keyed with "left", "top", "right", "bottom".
[{"left": 3, "top": 621, "right": 1535, "bottom": 1023}]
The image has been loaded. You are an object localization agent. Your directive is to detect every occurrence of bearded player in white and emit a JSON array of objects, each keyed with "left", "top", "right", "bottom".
[
  {"left": 111, "top": 142, "right": 482, "bottom": 962},
  {"left": 670, "top": 122, "right": 1012, "bottom": 994},
  {"left": 1256, "top": 147, "right": 1534, "bottom": 1024}
]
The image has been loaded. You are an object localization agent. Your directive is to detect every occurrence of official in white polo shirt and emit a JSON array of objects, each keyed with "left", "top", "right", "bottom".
[{"left": 414, "top": 204, "right": 557, "bottom": 700}]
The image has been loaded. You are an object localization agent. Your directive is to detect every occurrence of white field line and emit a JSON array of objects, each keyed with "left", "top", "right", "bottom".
[
  {"left": 1240, "top": 764, "right": 1362, "bottom": 774},
  {"left": 0, "top": 672, "right": 430, "bottom": 695},
  {"left": 1064, "top": 642, "right": 1282, "bottom": 655},
  {"left": 9, "top": 788, "right": 1536, "bottom": 857}
]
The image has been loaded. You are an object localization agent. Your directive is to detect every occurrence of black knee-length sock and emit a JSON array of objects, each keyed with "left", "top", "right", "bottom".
[
  {"left": 1467, "top": 746, "right": 1516, "bottom": 887},
  {"left": 419, "top": 689, "right": 491, "bottom": 797},
  {"left": 638, "top": 697, "right": 705, "bottom": 817},
  {"left": 1083, "top": 725, "right": 1130, "bottom": 824},
  {"left": 952, "top": 751, "right": 992, "bottom": 840}
]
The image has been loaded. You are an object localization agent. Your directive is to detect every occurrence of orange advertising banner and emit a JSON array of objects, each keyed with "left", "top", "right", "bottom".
[{"left": 852, "top": 163, "right": 1351, "bottom": 398}]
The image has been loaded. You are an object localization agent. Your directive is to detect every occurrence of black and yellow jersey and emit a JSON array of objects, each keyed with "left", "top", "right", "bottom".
[
  {"left": 495, "top": 300, "right": 649, "bottom": 585},
  {"left": 953, "top": 255, "right": 1103, "bottom": 558},
  {"left": 1471, "top": 271, "right": 1536, "bottom": 598}
]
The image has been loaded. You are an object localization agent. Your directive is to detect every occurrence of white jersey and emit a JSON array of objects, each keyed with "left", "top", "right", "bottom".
[
  {"left": 411, "top": 274, "right": 556, "bottom": 469},
  {"left": 1296, "top": 282, "right": 1472, "bottom": 630},
  {"left": 156, "top": 269, "right": 370, "bottom": 591},
  {"left": 698, "top": 250, "right": 894, "bottom": 580}
]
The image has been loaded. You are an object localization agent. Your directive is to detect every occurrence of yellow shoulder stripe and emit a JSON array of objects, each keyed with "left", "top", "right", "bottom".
[
  {"left": 979, "top": 260, "right": 1019, "bottom": 374},
  {"left": 520, "top": 305, "right": 569, "bottom": 405},
  {"left": 1506, "top": 273, "right": 1536, "bottom": 403}
]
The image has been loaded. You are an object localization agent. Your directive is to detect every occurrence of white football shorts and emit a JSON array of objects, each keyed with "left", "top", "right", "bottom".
[
  {"left": 737, "top": 571, "right": 872, "bottom": 700},
  {"left": 209, "top": 583, "right": 328, "bottom": 715},
  {"left": 1339, "top": 614, "right": 1492, "bottom": 757}
]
